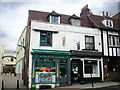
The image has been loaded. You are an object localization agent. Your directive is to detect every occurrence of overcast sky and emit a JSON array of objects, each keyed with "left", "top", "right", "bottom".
[{"left": 0, "top": 0, "right": 120, "bottom": 51}]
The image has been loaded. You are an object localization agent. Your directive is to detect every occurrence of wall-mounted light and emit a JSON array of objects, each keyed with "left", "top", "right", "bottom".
[{"left": 98, "top": 42, "right": 101, "bottom": 45}]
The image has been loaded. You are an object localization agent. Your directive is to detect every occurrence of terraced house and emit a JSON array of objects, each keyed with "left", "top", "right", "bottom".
[{"left": 16, "top": 5, "right": 120, "bottom": 89}]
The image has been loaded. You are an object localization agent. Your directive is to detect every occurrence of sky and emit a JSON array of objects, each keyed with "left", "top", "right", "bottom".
[{"left": 0, "top": 0, "right": 120, "bottom": 51}]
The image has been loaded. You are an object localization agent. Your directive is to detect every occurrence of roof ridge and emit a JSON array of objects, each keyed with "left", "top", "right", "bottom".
[{"left": 29, "top": 10, "right": 80, "bottom": 18}]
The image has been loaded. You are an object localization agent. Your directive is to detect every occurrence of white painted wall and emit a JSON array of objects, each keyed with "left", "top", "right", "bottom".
[
  {"left": 16, "top": 27, "right": 26, "bottom": 75},
  {"left": 103, "top": 31, "right": 108, "bottom": 56},
  {"left": 28, "top": 21, "right": 102, "bottom": 88},
  {"left": 0, "top": 45, "right": 4, "bottom": 90},
  {"left": 3, "top": 53, "right": 16, "bottom": 65},
  {"left": 15, "top": 59, "right": 22, "bottom": 75},
  {"left": 30, "top": 21, "right": 102, "bottom": 52}
]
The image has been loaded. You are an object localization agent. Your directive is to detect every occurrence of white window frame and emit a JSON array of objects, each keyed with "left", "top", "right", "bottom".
[
  {"left": 108, "top": 36, "right": 119, "bottom": 47},
  {"left": 49, "top": 15, "right": 60, "bottom": 24},
  {"left": 83, "top": 59, "right": 100, "bottom": 78},
  {"left": 71, "top": 19, "right": 80, "bottom": 26},
  {"left": 102, "top": 20, "right": 113, "bottom": 27}
]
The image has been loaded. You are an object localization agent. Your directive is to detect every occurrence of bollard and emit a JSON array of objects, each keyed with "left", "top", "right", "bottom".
[
  {"left": 2, "top": 81, "right": 4, "bottom": 90},
  {"left": 17, "top": 80, "right": 19, "bottom": 89},
  {"left": 91, "top": 73, "right": 94, "bottom": 87}
]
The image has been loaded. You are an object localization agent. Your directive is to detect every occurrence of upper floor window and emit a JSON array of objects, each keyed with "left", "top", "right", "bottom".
[
  {"left": 85, "top": 36, "right": 95, "bottom": 50},
  {"left": 71, "top": 19, "right": 80, "bottom": 26},
  {"left": 108, "top": 35, "right": 119, "bottom": 47},
  {"left": 103, "top": 20, "right": 113, "bottom": 27},
  {"left": 40, "top": 31, "right": 52, "bottom": 46},
  {"left": 51, "top": 15, "right": 59, "bottom": 24}
]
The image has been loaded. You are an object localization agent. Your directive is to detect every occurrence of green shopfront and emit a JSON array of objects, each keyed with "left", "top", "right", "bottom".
[{"left": 31, "top": 49, "right": 71, "bottom": 89}]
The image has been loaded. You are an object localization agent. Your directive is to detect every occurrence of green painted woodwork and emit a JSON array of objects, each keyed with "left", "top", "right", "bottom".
[
  {"left": 34, "top": 49, "right": 69, "bottom": 54},
  {"left": 36, "top": 60, "right": 54, "bottom": 69},
  {"left": 40, "top": 31, "right": 52, "bottom": 46},
  {"left": 33, "top": 54, "right": 69, "bottom": 59}
]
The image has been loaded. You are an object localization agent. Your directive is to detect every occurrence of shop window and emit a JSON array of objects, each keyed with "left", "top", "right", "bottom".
[
  {"left": 84, "top": 60, "right": 98, "bottom": 74},
  {"left": 35, "top": 58, "right": 55, "bottom": 83},
  {"left": 108, "top": 58, "right": 119, "bottom": 72},
  {"left": 85, "top": 36, "right": 95, "bottom": 50},
  {"left": 60, "top": 60, "right": 67, "bottom": 77},
  {"left": 40, "top": 31, "right": 52, "bottom": 46},
  {"left": 35, "top": 58, "right": 55, "bottom": 72},
  {"left": 108, "top": 36, "right": 119, "bottom": 46}
]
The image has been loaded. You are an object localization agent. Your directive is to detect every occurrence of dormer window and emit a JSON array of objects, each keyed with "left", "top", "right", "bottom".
[
  {"left": 69, "top": 14, "right": 81, "bottom": 26},
  {"left": 48, "top": 11, "right": 60, "bottom": 24},
  {"left": 71, "top": 19, "right": 80, "bottom": 26},
  {"left": 102, "top": 20, "right": 113, "bottom": 27},
  {"left": 51, "top": 15, "right": 59, "bottom": 24}
]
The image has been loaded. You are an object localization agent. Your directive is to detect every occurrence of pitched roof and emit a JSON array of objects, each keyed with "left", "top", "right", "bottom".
[
  {"left": 88, "top": 14, "right": 120, "bottom": 30},
  {"left": 112, "top": 12, "right": 120, "bottom": 20},
  {"left": 28, "top": 10, "right": 80, "bottom": 25},
  {"left": 80, "top": 8, "right": 120, "bottom": 30}
]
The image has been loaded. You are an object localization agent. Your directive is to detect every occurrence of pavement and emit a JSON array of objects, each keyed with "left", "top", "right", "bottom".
[
  {"left": 59, "top": 81, "right": 120, "bottom": 89},
  {"left": 1, "top": 73, "right": 120, "bottom": 89},
  {"left": 1, "top": 73, "right": 26, "bottom": 89}
]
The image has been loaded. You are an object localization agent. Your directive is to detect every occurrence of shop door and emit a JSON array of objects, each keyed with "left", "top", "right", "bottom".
[
  {"left": 59, "top": 59, "right": 68, "bottom": 86},
  {"left": 71, "top": 59, "right": 82, "bottom": 83}
]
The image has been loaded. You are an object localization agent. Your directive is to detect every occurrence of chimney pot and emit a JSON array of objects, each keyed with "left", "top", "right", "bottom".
[
  {"left": 81, "top": 4, "right": 88, "bottom": 13},
  {"left": 102, "top": 11, "right": 105, "bottom": 16},
  {"left": 106, "top": 12, "right": 108, "bottom": 16}
]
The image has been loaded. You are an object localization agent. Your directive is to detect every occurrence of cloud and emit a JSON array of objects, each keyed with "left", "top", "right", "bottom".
[{"left": 1, "top": 1, "right": 119, "bottom": 50}]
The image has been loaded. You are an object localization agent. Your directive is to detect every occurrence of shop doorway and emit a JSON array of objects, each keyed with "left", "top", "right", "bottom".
[{"left": 71, "top": 59, "right": 83, "bottom": 83}]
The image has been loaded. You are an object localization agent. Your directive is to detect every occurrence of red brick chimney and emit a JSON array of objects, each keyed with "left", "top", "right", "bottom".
[{"left": 81, "top": 4, "right": 88, "bottom": 13}]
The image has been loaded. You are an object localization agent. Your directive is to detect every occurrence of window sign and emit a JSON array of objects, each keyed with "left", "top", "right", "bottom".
[{"left": 35, "top": 72, "right": 55, "bottom": 83}]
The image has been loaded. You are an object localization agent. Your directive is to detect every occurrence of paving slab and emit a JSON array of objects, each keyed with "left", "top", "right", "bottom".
[{"left": 1, "top": 73, "right": 26, "bottom": 89}]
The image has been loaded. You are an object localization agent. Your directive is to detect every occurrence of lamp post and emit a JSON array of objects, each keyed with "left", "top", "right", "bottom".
[
  {"left": 17, "top": 45, "right": 26, "bottom": 87},
  {"left": 2, "top": 56, "right": 4, "bottom": 90}
]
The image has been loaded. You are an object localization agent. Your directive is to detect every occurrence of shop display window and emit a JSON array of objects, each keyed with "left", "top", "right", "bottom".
[{"left": 35, "top": 58, "right": 56, "bottom": 83}]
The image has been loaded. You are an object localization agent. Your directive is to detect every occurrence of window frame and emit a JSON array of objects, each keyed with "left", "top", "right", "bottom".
[
  {"left": 51, "top": 15, "right": 59, "bottom": 24},
  {"left": 71, "top": 19, "right": 80, "bottom": 26},
  {"left": 40, "top": 31, "right": 52, "bottom": 46},
  {"left": 108, "top": 35, "right": 119, "bottom": 47},
  {"left": 84, "top": 60, "right": 98, "bottom": 76},
  {"left": 85, "top": 36, "right": 95, "bottom": 50},
  {"left": 105, "top": 20, "right": 113, "bottom": 27}
]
